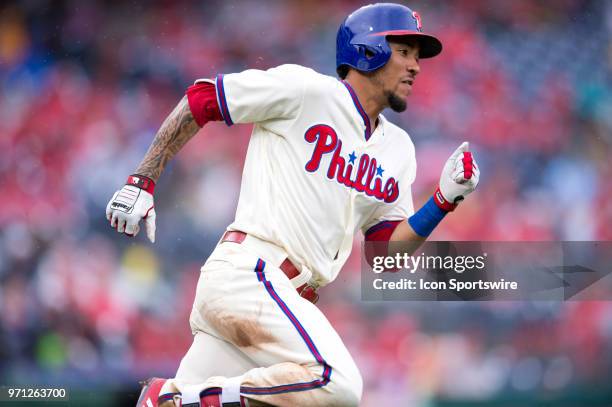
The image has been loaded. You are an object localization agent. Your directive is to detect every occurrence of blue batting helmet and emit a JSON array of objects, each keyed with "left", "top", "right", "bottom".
[{"left": 336, "top": 3, "right": 442, "bottom": 74}]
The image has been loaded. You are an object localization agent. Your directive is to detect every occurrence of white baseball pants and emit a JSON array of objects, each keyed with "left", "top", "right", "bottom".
[{"left": 172, "top": 239, "right": 362, "bottom": 406}]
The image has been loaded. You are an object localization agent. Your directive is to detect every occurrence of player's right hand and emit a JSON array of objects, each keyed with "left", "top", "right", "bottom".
[
  {"left": 435, "top": 142, "right": 480, "bottom": 211},
  {"left": 105, "top": 175, "right": 157, "bottom": 242}
]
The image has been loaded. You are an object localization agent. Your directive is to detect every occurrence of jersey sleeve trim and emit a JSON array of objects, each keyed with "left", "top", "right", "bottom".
[
  {"left": 215, "top": 74, "right": 234, "bottom": 126},
  {"left": 194, "top": 78, "right": 215, "bottom": 85},
  {"left": 186, "top": 82, "right": 223, "bottom": 127}
]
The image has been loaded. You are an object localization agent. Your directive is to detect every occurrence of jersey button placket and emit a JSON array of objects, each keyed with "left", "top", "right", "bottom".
[
  {"left": 345, "top": 136, "right": 364, "bottom": 253},
  {"left": 366, "top": 117, "right": 383, "bottom": 145}
]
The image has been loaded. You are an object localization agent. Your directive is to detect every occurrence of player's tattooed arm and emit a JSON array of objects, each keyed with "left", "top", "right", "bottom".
[{"left": 134, "top": 96, "right": 200, "bottom": 182}]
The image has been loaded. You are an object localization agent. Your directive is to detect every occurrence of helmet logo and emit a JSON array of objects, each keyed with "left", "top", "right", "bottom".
[{"left": 412, "top": 11, "right": 423, "bottom": 32}]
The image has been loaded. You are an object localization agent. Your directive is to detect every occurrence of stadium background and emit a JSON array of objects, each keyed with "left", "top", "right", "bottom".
[{"left": 1, "top": 0, "right": 611, "bottom": 405}]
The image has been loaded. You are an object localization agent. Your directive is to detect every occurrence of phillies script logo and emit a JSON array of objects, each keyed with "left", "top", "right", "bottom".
[{"left": 304, "top": 124, "right": 399, "bottom": 203}]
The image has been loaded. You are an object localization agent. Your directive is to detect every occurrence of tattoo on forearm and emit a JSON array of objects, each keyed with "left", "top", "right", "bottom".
[{"left": 134, "top": 96, "right": 200, "bottom": 181}]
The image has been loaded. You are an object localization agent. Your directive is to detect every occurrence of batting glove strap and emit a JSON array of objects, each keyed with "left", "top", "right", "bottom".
[
  {"left": 433, "top": 186, "right": 457, "bottom": 212},
  {"left": 127, "top": 174, "right": 155, "bottom": 194}
]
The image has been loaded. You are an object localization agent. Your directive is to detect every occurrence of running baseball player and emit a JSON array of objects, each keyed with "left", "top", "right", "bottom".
[{"left": 107, "top": 3, "right": 479, "bottom": 406}]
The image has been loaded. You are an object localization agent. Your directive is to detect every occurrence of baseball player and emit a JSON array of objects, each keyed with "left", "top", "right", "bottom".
[{"left": 107, "top": 3, "right": 479, "bottom": 407}]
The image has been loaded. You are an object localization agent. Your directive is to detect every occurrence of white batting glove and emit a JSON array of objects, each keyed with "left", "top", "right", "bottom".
[
  {"left": 105, "top": 175, "right": 157, "bottom": 242},
  {"left": 434, "top": 142, "right": 480, "bottom": 211}
]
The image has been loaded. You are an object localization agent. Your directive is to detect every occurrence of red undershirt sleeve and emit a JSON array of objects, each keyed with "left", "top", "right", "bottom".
[
  {"left": 186, "top": 82, "right": 223, "bottom": 127},
  {"left": 364, "top": 220, "right": 402, "bottom": 242},
  {"left": 364, "top": 220, "right": 402, "bottom": 272}
]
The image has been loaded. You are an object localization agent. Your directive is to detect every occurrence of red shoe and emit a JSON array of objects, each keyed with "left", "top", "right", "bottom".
[{"left": 136, "top": 377, "right": 173, "bottom": 407}]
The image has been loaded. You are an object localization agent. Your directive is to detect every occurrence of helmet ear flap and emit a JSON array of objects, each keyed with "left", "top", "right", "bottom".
[
  {"left": 354, "top": 44, "right": 374, "bottom": 71},
  {"left": 362, "top": 45, "right": 377, "bottom": 60},
  {"left": 353, "top": 40, "right": 391, "bottom": 71}
]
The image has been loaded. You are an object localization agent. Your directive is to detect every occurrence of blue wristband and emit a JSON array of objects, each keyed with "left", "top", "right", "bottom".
[{"left": 408, "top": 196, "right": 448, "bottom": 237}]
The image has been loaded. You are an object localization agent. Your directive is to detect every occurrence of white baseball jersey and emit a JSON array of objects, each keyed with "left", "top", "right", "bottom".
[{"left": 197, "top": 64, "right": 416, "bottom": 287}]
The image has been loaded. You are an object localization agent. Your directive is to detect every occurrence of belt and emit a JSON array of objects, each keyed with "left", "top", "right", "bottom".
[{"left": 221, "top": 231, "right": 319, "bottom": 304}]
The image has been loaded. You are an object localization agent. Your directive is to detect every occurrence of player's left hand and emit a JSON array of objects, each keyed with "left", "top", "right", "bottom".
[{"left": 435, "top": 141, "right": 480, "bottom": 211}]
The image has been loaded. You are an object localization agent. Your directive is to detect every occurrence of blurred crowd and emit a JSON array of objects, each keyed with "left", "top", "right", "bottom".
[{"left": 1, "top": 0, "right": 611, "bottom": 405}]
